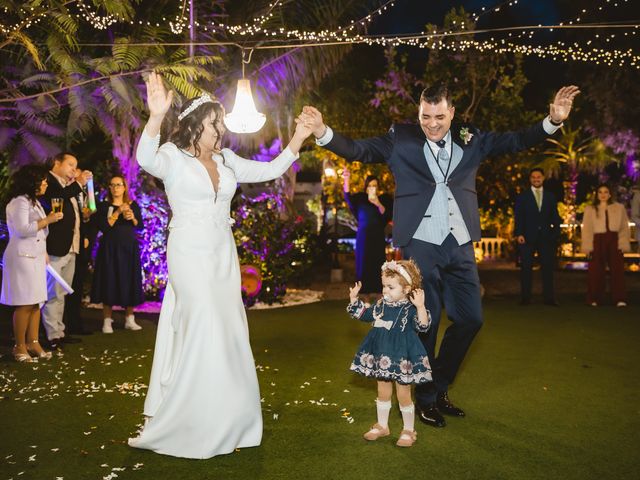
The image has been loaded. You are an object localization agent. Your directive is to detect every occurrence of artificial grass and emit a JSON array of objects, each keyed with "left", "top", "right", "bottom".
[{"left": 1, "top": 297, "right": 639, "bottom": 480}]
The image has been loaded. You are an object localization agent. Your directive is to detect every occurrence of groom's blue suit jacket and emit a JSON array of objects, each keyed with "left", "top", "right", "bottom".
[{"left": 325, "top": 121, "right": 552, "bottom": 247}]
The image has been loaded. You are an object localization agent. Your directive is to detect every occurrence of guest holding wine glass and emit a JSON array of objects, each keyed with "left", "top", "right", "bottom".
[
  {"left": 90, "top": 174, "right": 144, "bottom": 332},
  {"left": 41, "top": 152, "right": 92, "bottom": 348},
  {"left": 1, "top": 165, "right": 63, "bottom": 362}
]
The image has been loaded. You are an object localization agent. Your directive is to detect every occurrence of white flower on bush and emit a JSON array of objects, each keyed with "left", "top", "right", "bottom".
[{"left": 378, "top": 356, "right": 391, "bottom": 370}]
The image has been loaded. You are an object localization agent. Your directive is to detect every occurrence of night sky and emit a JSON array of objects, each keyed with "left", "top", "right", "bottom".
[{"left": 363, "top": 0, "right": 638, "bottom": 104}]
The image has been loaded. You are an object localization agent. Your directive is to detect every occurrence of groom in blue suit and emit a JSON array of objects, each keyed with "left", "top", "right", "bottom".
[
  {"left": 514, "top": 168, "right": 562, "bottom": 306},
  {"left": 302, "top": 84, "right": 579, "bottom": 427}
]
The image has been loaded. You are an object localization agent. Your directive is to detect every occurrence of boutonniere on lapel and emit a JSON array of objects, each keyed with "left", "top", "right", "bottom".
[{"left": 459, "top": 127, "right": 474, "bottom": 145}]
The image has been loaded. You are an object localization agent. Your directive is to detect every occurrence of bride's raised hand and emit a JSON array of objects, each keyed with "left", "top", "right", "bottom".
[
  {"left": 293, "top": 115, "right": 313, "bottom": 139},
  {"left": 145, "top": 71, "right": 173, "bottom": 118}
]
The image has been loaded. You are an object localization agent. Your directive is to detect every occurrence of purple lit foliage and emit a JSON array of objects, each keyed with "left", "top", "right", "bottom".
[
  {"left": 135, "top": 190, "right": 170, "bottom": 300},
  {"left": 601, "top": 130, "right": 640, "bottom": 180},
  {"left": 252, "top": 138, "right": 300, "bottom": 174},
  {"left": 233, "top": 192, "right": 317, "bottom": 306}
]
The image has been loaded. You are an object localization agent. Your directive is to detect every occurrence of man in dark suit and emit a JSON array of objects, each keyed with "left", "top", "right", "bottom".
[
  {"left": 63, "top": 182, "right": 98, "bottom": 335},
  {"left": 301, "top": 84, "right": 579, "bottom": 428},
  {"left": 514, "top": 168, "right": 562, "bottom": 306},
  {"left": 41, "top": 152, "right": 92, "bottom": 347}
]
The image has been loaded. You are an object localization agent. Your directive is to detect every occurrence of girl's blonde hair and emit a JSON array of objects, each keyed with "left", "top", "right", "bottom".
[{"left": 381, "top": 258, "right": 423, "bottom": 293}]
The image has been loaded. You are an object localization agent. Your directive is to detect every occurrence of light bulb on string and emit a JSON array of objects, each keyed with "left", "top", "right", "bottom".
[{"left": 224, "top": 48, "right": 266, "bottom": 134}]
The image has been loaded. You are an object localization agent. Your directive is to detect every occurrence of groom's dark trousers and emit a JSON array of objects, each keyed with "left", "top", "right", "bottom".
[{"left": 404, "top": 234, "right": 483, "bottom": 404}]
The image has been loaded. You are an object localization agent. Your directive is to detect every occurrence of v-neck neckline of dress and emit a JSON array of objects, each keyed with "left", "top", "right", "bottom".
[{"left": 182, "top": 148, "right": 221, "bottom": 197}]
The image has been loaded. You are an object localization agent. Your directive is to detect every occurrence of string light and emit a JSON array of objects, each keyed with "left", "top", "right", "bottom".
[
  {"left": 1, "top": 1, "right": 637, "bottom": 72},
  {"left": 475, "top": 0, "right": 632, "bottom": 48}
]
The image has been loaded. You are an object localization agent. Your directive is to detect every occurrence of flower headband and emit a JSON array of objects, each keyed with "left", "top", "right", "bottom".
[
  {"left": 178, "top": 93, "right": 214, "bottom": 121},
  {"left": 381, "top": 260, "right": 412, "bottom": 286}
]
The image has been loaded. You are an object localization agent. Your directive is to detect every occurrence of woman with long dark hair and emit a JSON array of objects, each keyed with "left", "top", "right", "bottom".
[
  {"left": 128, "top": 72, "right": 311, "bottom": 458},
  {"left": 1, "top": 164, "right": 63, "bottom": 361},
  {"left": 581, "top": 184, "right": 630, "bottom": 306},
  {"left": 343, "top": 169, "right": 392, "bottom": 294},
  {"left": 91, "top": 174, "right": 144, "bottom": 333}
]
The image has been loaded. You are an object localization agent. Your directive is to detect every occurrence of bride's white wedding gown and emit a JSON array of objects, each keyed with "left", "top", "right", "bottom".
[{"left": 129, "top": 130, "right": 297, "bottom": 459}]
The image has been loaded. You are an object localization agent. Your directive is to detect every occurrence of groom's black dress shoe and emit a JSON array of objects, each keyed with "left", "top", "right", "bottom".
[
  {"left": 436, "top": 392, "right": 466, "bottom": 417},
  {"left": 416, "top": 403, "right": 446, "bottom": 428}
]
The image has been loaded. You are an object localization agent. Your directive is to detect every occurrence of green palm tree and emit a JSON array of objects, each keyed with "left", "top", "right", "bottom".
[{"left": 1, "top": 1, "right": 222, "bottom": 183}]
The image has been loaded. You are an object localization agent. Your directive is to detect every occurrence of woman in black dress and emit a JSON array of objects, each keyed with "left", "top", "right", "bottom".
[
  {"left": 343, "top": 170, "right": 393, "bottom": 294},
  {"left": 91, "top": 175, "right": 144, "bottom": 333}
]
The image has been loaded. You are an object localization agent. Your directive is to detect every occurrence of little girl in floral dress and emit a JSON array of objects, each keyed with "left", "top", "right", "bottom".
[{"left": 347, "top": 259, "right": 432, "bottom": 447}]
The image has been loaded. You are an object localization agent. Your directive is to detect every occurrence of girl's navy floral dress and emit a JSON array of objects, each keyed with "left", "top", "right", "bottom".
[{"left": 347, "top": 298, "right": 433, "bottom": 385}]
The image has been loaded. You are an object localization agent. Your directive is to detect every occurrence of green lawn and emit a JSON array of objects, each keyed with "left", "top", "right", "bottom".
[{"left": 1, "top": 298, "right": 639, "bottom": 480}]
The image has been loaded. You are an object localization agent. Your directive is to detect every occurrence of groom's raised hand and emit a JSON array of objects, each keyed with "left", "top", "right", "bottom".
[{"left": 549, "top": 85, "right": 580, "bottom": 124}]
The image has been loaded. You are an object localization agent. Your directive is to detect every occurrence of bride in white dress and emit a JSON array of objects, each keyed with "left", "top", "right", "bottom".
[{"left": 128, "top": 72, "right": 310, "bottom": 459}]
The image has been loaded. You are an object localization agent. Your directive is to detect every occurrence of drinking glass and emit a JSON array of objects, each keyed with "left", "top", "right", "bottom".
[{"left": 51, "top": 198, "right": 62, "bottom": 213}]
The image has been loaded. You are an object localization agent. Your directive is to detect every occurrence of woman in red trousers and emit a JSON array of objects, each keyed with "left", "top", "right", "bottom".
[{"left": 581, "top": 184, "right": 631, "bottom": 306}]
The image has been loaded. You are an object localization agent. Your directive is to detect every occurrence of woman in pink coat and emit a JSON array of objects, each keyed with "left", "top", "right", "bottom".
[
  {"left": 1, "top": 165, "right": 63, "bottom": 362},
  {"left": 581, "top": 184, "right": 631, "bottom": 306}
]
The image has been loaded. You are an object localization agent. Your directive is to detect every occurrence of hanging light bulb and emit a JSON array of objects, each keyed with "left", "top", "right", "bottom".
[
  {"left": 224, "top": 48, "right": 266, "bottom": 134},
  {"left": 224, "top": 78, "right": 266, "bottom": 133}
]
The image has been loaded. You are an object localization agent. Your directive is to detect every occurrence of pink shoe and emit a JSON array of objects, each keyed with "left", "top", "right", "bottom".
[
  {"left": 396, "top": 429, "right": 417, "bottom": 447},
  {"left": 363, "top": 423, "right": 390, "bottom": 441}
]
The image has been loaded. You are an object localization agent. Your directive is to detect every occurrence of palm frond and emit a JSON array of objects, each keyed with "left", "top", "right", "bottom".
[
  {"left": 94, "top": 108, "right": 117, "bottom": 136},
  {"left": 109, "top": 76, "right": 135, "bottom": 107},
  {"left": 160, "top": 72, "right": 205, "bottom": 99},
  {"left": 67, "top": 86, "right": 97, "bottom": 137},
  {"left": 18, "top": 128, "right": 62, "bottom": 160},
  {"left": 22, "top": 115, "right": 65, "bottom": 137},
  {"left": 90, "top": 57, "right": 120, "bottom": 76},
  {"left": 20, "top": 72, "right": 59, "bottom": 88},
  {"left": 46, "top": 36, "right": 84, "bottom": 75},
  {"left": 7, "top": 31, "right": 44, "bottom": 69},
  {"left": 0, "top": 126, "right": 18, "bottom": 150},
  {"left": 97, "top": 0, "right": 136, "bottom": 20},
  {"left": 49, "top": 12, "right": 79, "bottom": 45},
  {"left": 112, "top": 39, "right": 148, "bottom": 71}
]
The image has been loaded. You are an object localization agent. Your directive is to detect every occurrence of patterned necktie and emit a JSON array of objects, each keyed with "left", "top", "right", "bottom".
[
  {"left": 534, "top": 188, "right": 542, "bottom": 210},
  {"left": 436, "top": 139, "right": 449, "bottom": 172}
]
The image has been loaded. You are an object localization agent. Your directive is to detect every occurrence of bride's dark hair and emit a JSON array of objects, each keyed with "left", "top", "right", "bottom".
[{"left": 170, "top": 98, "right": 225, "bottom": 158}]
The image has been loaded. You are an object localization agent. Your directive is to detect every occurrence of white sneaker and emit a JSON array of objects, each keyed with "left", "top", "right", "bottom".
[
  {"left": 616, "top": 301, "right": 627, "bottom": 307},
  {"left": 124, "top": 315, "right": 142, "bottom": 331},
  {"left": 102, "top": 318, "right": 114, "bottom": 334}
]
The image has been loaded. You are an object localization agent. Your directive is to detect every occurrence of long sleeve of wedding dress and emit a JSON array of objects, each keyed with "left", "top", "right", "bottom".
[{"left": 222, "top": 147, "right": 298, "bottom": 183}]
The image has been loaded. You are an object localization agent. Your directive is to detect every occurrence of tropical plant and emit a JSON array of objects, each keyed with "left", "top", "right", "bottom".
[{"left": 0, "top": 0, "right": 223, "bottom": 184}]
